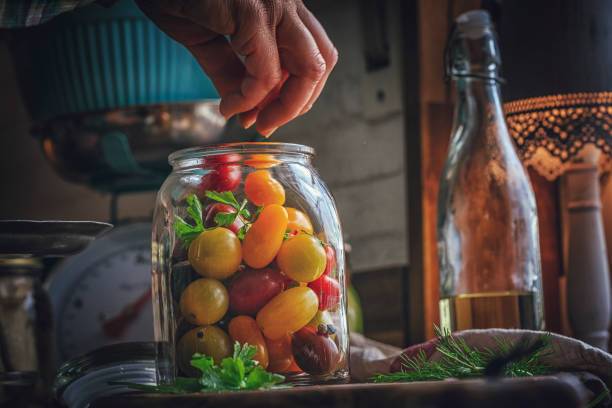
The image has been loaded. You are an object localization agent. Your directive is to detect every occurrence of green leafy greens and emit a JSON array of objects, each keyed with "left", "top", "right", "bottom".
[
  {"left": 174, "top": 192, "right": 254, "bottom": 246},
  {"left": 371, "top": 327, "right": 552, "bottom": 383},
  {"left": 174, "top": 194, "right": 206, "bottom": 245},
  {"left": 115, "top": 343, "right": 286, "bottom": 394}
]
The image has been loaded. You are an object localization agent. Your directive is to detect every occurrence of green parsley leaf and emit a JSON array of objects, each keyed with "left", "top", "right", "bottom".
[
  {"left": 174, "top": 213, "right": 204, "bottom": 247},
  {"left": 214, "top": 211, "right": 237, "bottom": 227},
  {"left": 237, "top": 224, "right": 250, "bottom": 240},
  {"left": 117, "top": 343, "right": 287, "bottom": 394},
  {"left": 205, "top": 190, "right": 240, "bottom": 209},
  {"left": 186, "top": 194, "right": 203, "bottom": 229},
  {"left": 245, "top": 366, "right": 285, "bottom": 389}
]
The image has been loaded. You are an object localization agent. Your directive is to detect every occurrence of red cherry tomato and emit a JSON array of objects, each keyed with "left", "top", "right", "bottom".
[
  {"left": 203, "top": 203, "right": 245, "bottom": 234},
  {"left": 229, "top": 267, "right": 286, "bottom": 315},
  {"left": 307, "top": 275, "right": 341, "bottom": 311},
  {"left": 200, "top": 154, "right": 242, "bottom": 192},
  {"left": 323, "top": 245, "right": 336, "bottom": 276}
]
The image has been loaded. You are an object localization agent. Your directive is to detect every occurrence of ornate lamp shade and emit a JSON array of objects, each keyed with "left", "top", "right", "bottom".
[{"left": 498, "top": 0, "right": 612, "bottom": 181}]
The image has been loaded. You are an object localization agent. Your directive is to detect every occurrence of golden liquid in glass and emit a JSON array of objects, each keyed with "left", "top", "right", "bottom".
[{"left": 439, "top": 291, "right": 538, "bottom": 331}]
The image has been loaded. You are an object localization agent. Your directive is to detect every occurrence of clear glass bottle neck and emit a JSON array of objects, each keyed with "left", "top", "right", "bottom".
[{"left": 452, "top": 77, "right": 504, "bottom": 130}]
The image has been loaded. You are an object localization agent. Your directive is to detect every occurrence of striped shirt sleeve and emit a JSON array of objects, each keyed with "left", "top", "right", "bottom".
[{"left": 0, "top": 0, "right": 97, "bottom": 28}]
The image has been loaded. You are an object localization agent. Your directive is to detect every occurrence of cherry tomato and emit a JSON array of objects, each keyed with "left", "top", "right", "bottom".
[
  {"left": 243, "top": 204, "right": 288, "bottom": 269},
  {"left": 276, "top": 234, "right": 326, "bottom": 283},
  {"left": 228, "top": 316, "right": 269, "bottom": 368},
  {"left": 188, "top": 227, "right": 242, "bottom": 279},
  {"left": 203, "top": 203, "right": 245, "bottom": 234},
  {"left": 180, "top": 278, "right": 229, "bottom": 325},
  {"left": 308, "top": 275, "right": 341, "bottom": 310},
  {"left": 256, "top": 69, "right": 289, "bottom": 111},
  {"left": 200, "top": 154, "right": 242, "bottom": 192},
  {"left": 177, "top": 326, "right": 232, "bottom": 376},
  {"left": 256, "top": 286, "right": 318, "bottom": 340},
  {"left": 244, "top": 154, "right": 280, "bottom": 169},
  {"left": 229, "top": 267, "right": 286, "bottom": 315},
  {"left": 322, "top": 245, "right": 336, "bottom": 276},
  {"left": 285, "top": 208, "right": 314, "bottom": 234},
  {"left": 265, "top": 335, "right": 293, "bottom": 373},
  {"left": 244, "top": 170, "right": 285, "bottom": 207},
  {"left": 292, "top": 326, "right": 339, "bottom": 375}
]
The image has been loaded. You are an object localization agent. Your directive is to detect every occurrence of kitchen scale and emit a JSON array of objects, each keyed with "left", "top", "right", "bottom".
[{"left": 47, "top": 222, "right": 154, "bottom": 363}]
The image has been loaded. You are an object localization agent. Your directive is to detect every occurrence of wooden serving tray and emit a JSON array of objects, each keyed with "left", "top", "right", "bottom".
[{"left": 91, "top": 376, "right": 584, "bottom": 408}]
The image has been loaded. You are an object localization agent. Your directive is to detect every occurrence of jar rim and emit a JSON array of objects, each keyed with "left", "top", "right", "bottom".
[{"left": 168, "top": 142, "right": 315, "bottom": 166}]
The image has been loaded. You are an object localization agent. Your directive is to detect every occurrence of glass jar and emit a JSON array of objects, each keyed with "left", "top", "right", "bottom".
[{"left": 152, "top": 142, "right": 349, "bottom": 386}]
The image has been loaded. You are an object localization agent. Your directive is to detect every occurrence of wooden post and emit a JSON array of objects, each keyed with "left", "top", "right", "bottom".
[{"left": 563, "top": 162, "right": 611, "bottom": 350}]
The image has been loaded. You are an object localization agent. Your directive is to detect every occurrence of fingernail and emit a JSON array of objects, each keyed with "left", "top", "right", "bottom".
[
  {"left": 241, "top": 116, "right": 257, "bottom": 129},
  {"left": 258, "top": 127, "right": 278, "bottom": 138}
]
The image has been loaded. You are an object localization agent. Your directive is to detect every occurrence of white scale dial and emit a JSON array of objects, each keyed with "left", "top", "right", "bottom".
[{"left": 48, "top": 223, "right": 154, "bottom": 363}]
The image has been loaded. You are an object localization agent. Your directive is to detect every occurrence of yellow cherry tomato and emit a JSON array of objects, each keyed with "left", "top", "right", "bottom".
[
  {"left": 243, "top": 204, "right": 288, "bottom": 269},
  {"left": 244, "top": 154, "right": 280, "bottom": 169},
  {"left": 188, "top": 227, "right": 241, "bottom": 279},
  {"left": 245, "top": 170, "right": 285, "bottom": 206},
  {"left": 285, "top": 207, "right": 314, "bottom": 234},
  {"left": 307, "top": 310, "right": 333, "bottom": 329},
  {"left": 180, "top": 278, "right": 229, "bottom": 325},
  {"left": 177, "top": 326, "right": 232, "bottom": 376},
  {"left": 256, "top": 286, "right": 318, "bottom": 340},
  {"left": 276, "top": 234, "right": 326, "bottom": 283},
  {"left": 228, "top": 316, "right": 269, "bottom": 368}
]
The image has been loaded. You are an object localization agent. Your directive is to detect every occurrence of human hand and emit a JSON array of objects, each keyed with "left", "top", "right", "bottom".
[{"left": 136, "top": 0, "right": 338, "bottom": 136}]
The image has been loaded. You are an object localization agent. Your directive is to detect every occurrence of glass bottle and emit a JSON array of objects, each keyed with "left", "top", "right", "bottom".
[
  {"left": 152, "top": 142, "right": 349, "bottom": 386},
  {"left": 437, "top": 11, "right": 544, "bottom": 331}
]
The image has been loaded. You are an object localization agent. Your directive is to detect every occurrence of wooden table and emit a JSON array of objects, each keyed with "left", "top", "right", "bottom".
[{"left": 91, "top": 376, "right": 585, "bottom": 408}]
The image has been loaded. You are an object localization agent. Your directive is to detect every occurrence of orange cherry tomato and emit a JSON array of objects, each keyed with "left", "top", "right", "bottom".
[
  {"left": 244, "top": 154, "right": 280, "bottom": 169},
  {"left": 243, "top": 204, "right": 288, "bottom": 269},
  {"left": 265, "top": 335, "right": 303, "bottom": 374},
  {"left": 256, "top": 286, "right": 318, "bottom": 340},
  {"left": 276, "top": 233, "right": 327, "bottom": 283},
  {"left": 285, "top": 208, "right": 314, "bottom": 234},
  {"left": 244, "top": 170, "right": 285, "bottom": 206},
  {"left": 265, "top": 335, "right": 294, "bottom": 373},
  {"left": 228, "top": 316, "right": 269, "bottom": 368},
  {"left": 188, "top": 227, "right": 242, "bottom": 279},
  {"left": 287, "top": 359, "right": 303, "bottom": 373}
]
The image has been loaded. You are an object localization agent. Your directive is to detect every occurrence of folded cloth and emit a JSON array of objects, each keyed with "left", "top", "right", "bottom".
[{"left": 349, "top": 330, "right": 612, "bottom": 406}]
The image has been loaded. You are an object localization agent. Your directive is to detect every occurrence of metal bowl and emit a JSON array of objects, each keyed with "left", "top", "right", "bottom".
[{"left": 31, "top": 102, "right": 227, "bottom": 193}]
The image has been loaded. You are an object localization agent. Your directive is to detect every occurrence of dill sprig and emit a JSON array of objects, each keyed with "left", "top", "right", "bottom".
[{"left": 371, "top": 327, "right": 552, "bottom": 383}]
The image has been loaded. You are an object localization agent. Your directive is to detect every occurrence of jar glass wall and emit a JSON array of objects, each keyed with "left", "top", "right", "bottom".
[{"left": 152, "top": 143, "right": 349, "bottom": 386}]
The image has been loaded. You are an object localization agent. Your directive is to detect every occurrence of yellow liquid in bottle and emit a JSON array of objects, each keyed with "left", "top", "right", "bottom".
[{"left": 439, "top": 291, "right": 538, "bottom": 331}]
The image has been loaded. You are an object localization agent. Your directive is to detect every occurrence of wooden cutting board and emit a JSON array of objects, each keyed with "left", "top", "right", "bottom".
[{"left": 91, "top": 376, "right": 584, "bottom": 408}]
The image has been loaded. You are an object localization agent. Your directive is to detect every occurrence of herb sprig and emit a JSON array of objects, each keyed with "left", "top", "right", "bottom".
[
  {"left": 174, "top": 194, "right": 206, "bottom": 246},
  {"left": 371, "top": 327, "right": 552, "bottom": 383},
  {"left": 115, "top": 343, "right": 286, "bottom": 393},
  {"left": 174, "top": 192, "right": 256, "bottom": 245}
]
